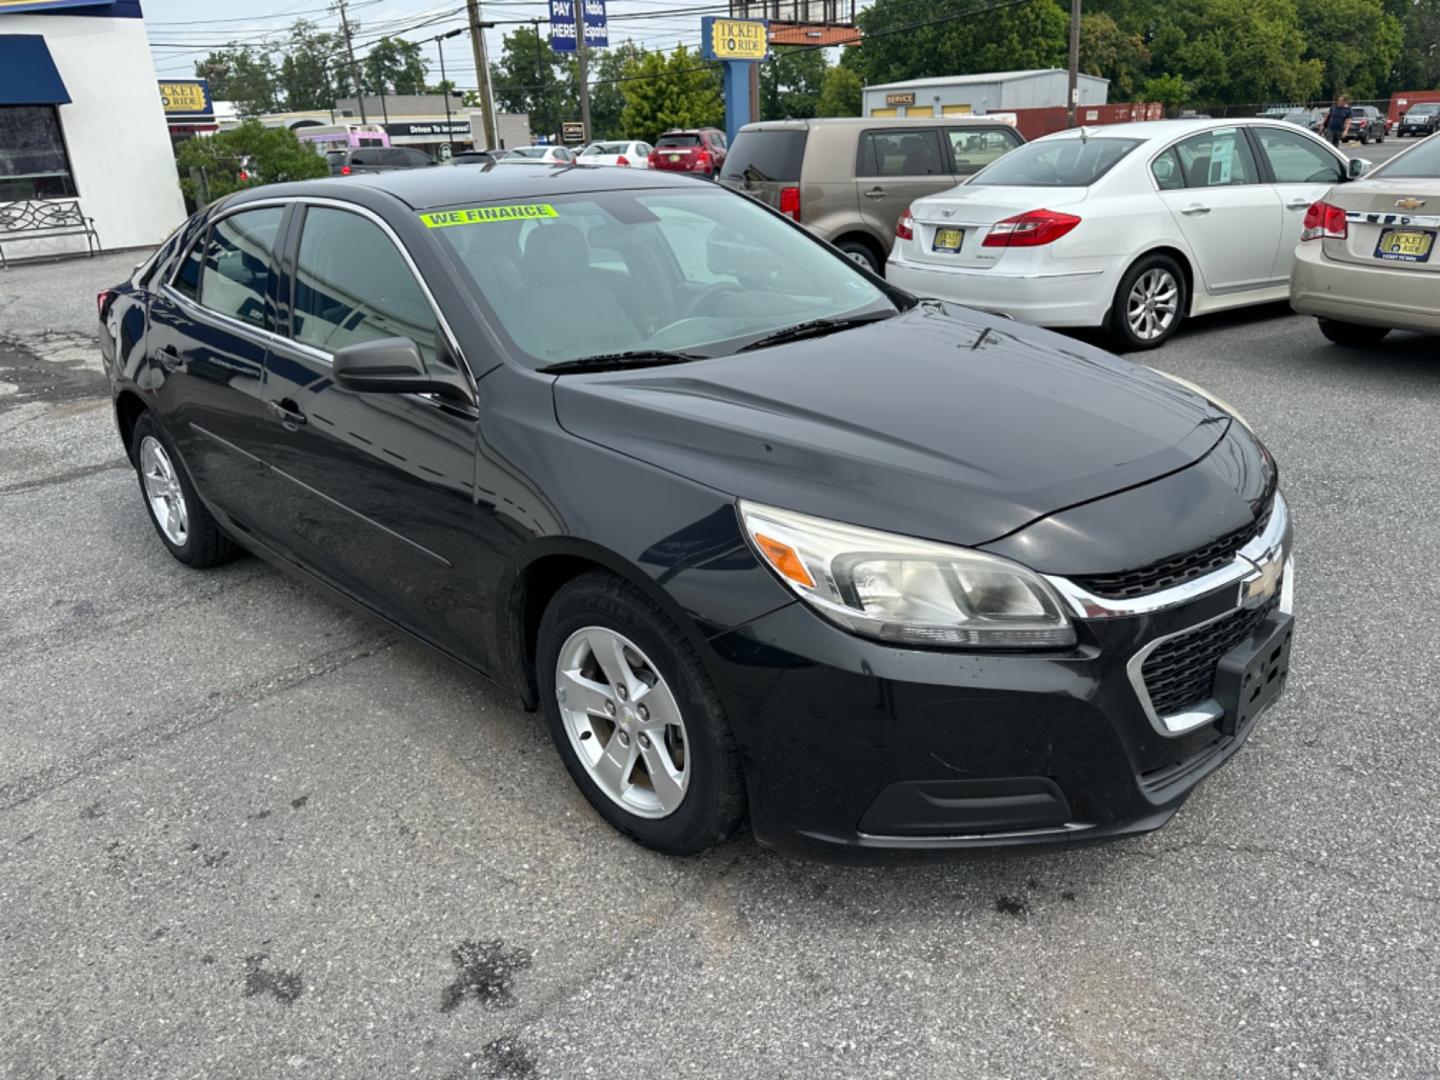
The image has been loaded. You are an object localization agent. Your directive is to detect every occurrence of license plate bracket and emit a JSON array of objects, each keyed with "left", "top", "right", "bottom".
[
  {"left": 1213, "top": 610, "right": 1294, "bottom": 735},
  {"left": 932, "top": 227, "right": 964, "bottom": 253},
  {"left": 1375, "top": 227, "right": 1435, "bottom": 263}
]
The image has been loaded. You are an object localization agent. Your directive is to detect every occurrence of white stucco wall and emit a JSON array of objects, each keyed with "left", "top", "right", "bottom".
[{"left": 1, "top": 11, "right": 185, "bottom": 261}]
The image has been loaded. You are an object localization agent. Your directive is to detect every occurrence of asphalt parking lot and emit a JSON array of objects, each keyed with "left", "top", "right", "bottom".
[{"left": 3, "top": 239, "right": 1438, "bottom": 1079}]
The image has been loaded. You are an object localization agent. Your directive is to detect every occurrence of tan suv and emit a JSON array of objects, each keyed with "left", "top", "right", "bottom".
[{"left": 718, "top": 117, "right": 1024, "bottom": 274}]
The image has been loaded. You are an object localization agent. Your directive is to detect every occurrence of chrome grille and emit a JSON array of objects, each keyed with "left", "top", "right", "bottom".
[{"left": 1141, "top": 596, "right": 1279, "bottom": 719}]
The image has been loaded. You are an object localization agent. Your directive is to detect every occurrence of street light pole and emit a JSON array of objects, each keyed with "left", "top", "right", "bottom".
[
  {"left": 435, "top": 27, "right": 465, "bottom": 149},
  {"left": 1067, "top": 0, "right": 1081, "bottom": 128}
]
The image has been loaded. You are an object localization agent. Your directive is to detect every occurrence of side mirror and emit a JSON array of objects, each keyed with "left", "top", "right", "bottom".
[
  {"left": 1349, "top": 157, "right": 1372, "bottom": 179},
  {"left": 332, "top": 337, "right": 471, "bottom": 403}
]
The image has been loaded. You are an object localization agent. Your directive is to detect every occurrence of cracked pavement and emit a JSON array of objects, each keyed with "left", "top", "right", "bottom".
[{"left": 2, "top": 251, "right": 1438, "bottom": 1079}]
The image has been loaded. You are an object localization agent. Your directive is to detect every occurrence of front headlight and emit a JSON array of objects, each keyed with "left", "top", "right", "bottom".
[
  {"left": 738, "top": 501, "right": 1075, "bottom": 648},
  {"left": 1150, "top": 368, "right": 1254, "bottom": 435}
]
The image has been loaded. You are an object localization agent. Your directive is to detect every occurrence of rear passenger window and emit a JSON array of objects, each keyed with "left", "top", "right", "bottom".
[
  {"left": 858, "top": 130, "right": 946, "bottom": 176},
  {"left": 196, "top": 207, "right": 283, "bottom": 327},
  {"left": 291, "top": 206, "right": 440, "bottom": 364},
  {"left": 946, "top": 128, "right": 1020, "bottom": 175},
  {"left": 1151, "top": 147, "right": 1184, "bottom": 190},
  {"left": 172, "top": 230, "right": 205, "bottom": 300},
  {"left": 1169, "top": 128, "right": 1260, "bottom": 187}
]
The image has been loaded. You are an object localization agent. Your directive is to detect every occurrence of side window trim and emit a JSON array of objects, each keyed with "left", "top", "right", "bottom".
[
  {"left": 163, "top": 200, "right": 289, "bottom": 331},
  {"left": 279, "top": 198, "right": 472, "bottom": 389}
]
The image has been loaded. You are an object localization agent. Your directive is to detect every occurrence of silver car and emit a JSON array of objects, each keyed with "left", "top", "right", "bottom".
[{"left": 1290, "top": 135, "right": 1440, "bottom": 342}]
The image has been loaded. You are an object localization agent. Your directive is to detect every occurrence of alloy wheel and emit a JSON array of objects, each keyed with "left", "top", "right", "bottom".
[
  {"left": 139, "top": 435, "right": 189, "bottom": 546},
  {"left": 1126, "top": 267, "right": 1179, "bottom": 342},
  {"left": 555, "top": 626, "right": 689, "bottom": 819}
]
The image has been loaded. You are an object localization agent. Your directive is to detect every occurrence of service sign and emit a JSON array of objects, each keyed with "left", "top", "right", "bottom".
[
  {"left": 159, "top": 79, "right": 214, "bottom": 119},
  {"left": 884, "top": 92, "right": 916, "bottom": 106},
  {"left": 700, "top": 17, "right": 768, "bottom": 62},
  {"left": 561, "top": 121, "right": 586, "bottom": 143}
]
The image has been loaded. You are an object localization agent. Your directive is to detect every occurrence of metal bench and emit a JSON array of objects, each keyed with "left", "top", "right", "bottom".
[{"left": 0, "top": 200, "right": 101, "bottom": 269}]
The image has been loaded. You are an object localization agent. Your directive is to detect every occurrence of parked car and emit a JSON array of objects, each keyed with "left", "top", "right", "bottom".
[
  {"left": 649, "top": 129, "right": 727, "bottom": 178},
  {"left": 720, "top": 117, "right": 1024, "bottom": 275},
  {"left": 329, "top": 146, "right": 436, "bottom": 176},
  {"left": 1348, "top": 105, "right": 1387, "bottom": 143},
  {"left": 888, "top": 118, "right": 1369, "bottom": 349},
  {"left": 1291, "top": 132, "right": 1440, "bottom": 342},
  {"left": 500, "top": 145, "right": 577, "bottom": 165},
  {"left": 1398, "top": 102, "right": 1440, "bottom": 138},
  {"left": 449, "top": 149, "right": 499, "bottom": 167},
  {"left": 579, "top": 140, "right": 652, "bottom": 168},
  {"left": 1280, "top": 110, "right": 1319, "bottom": 130},
  {"left": 97, "top": 165, "right": 1292, "bottom": 860}
]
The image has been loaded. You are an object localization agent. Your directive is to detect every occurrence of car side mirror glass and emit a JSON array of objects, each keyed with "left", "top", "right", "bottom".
[
  {"left": 1349, "top": 157, "right": 1372, "bottom": 179},
  {"left": 332, "top": 337, "right": 471, "bottom": 403}
]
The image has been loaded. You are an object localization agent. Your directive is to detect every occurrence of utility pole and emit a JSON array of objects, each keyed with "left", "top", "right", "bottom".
[
  {"left": 434, "top": 27, "right": 465, "bottom": 150},
  {"left": 335, "top": 0, "right": 367, "bottom": 123},
  {"left": 1066, "top": 0, "right": 1081, "bottom": 128},
  {"left": 466, "top": 0, "right": 498, "bottom": 150},
  {"left": 577, "top": 11, "right": 592, "bottom": 141}
]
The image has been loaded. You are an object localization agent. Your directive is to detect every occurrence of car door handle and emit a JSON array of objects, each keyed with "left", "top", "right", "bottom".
[
  {"left": 863, "top": 187, "right": 887, "bottom": 199},
  {"left": 155, "top": 344, "right": 185, "bottom": 372},
  {"left": 268, "top": 398, "right": 307, "bottom": 427},
  {"left": 1180, "top": 204, "right": 1211, "bottom": 216},
  {"left": 1285, "top": 198, "right": 1311, "bottom": 209}
]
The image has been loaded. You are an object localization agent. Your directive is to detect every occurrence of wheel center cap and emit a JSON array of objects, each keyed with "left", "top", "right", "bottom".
[{"left": 620, "top": 706, "right": 637, "bottom": 728}]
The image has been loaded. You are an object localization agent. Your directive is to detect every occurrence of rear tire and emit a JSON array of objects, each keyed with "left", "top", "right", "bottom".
[
  {"left": 130, "top": 413, "right": 239, "bottom": 568},
  {"left": 1108, "top": 253, "right": 1187, "bottom": 351},
  {"left": 537, "top": 571, "right": 746, "bottom": 855},
  {"left": 836, "top": 239, "right": 883, "bottom": 276},
  {"left": 1317, "top": 319, "right": 1390, "bottom": 347}
]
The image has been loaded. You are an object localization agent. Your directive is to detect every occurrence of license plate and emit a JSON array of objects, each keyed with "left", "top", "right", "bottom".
[
  {"left": 1375, "top": 228, "right": 1434, "bottom": 262},
  {"left": 932, "top": 227, "right": 964, "bottom": 253},
  {"left": 668, "top": 153, "right": 681, "bottom": 163},
  {"left": 1213, "top": 610, "right": 1294, "bottom": 735}
]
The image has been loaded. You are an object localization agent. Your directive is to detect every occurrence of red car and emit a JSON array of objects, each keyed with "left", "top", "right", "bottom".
[{"left": 648, "top": 128, "right": 727, "bottom": 177}]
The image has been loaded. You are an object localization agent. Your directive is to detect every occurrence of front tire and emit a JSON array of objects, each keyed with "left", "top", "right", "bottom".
[
  {"left": 1109, "top": 253, "right": 1187, "bottom": 351},
  {"left": 130, "top": 413, "right": 239, "bottom": 568},
  {"left": 537, "top": 571, "right": 746, "bottom": 855},
  {"left": 1317, "top": 319, "right": 1390, "bottom": 347},
  {"left": 836, "top": 239, "right": 883, "bottom": 275}
]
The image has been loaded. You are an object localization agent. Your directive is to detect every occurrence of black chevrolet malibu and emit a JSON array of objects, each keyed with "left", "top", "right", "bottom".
[{"left": 98, "top": 165, "right": 1294, "bottom": 860}]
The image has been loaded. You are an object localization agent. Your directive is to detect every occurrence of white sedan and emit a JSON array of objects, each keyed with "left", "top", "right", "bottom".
[
  {"left": 578, "top": 140, "right": 653, "bottom": 168},
  {"left": 887, "top": 118, "right": 1369, "bottom": 349},
  {"left": 498, "top": 145, "right": 577, "bottom": 165}
]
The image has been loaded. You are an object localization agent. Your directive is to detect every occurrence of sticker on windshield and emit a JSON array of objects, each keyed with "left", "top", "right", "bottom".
[{"left": 420, "top": 204, "right": 557, "bottom": 228}]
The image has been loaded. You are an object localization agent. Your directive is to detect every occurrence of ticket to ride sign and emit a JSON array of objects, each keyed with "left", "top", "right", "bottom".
[
  {"left": 700, "top": 17, "right": 768, "bottom": 62},
  {"left": 159, "top": 79, "right": 213, "bottom": 119}
]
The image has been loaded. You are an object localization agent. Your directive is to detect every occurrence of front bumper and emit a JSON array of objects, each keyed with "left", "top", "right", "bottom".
[
  {"left": 885, "top": 256, "right": 1115, "bottom": 328},
  {"left": 708, "top": 498, "right": 1294, "bottom": 862},
  {"left": 1291, "top": 241, "right": 1440, "bottom": 335}
]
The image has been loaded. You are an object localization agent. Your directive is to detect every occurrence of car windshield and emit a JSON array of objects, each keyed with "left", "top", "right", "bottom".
[
  {"left": 656, "top": 134, "right": 701, "bottom": 148},
  {"left": 585, "top": 143, "right": 627, "bottom": 155},
  {"left": 1411, "top": 104, "right": 1439, "bottom": 115},
  {"left": 510, "top": 147, "right": 547, "bottom": 158},
  {"left": 428, "top": 187, "right": 897, "bottom": 368},
  {"left": 325, "top": 150, "right": 346, "bottom": 164},
  {"left": 968, "top": 137, "right": 1142, "bottom": 187},
  {"left": 1375, "top": 138, "right": 1440, "bottom": 178}
]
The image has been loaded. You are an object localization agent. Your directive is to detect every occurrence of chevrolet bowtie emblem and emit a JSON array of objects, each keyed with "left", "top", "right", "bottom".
[
  {"left": 942, "top": 208, "right": 955, "bottom": 217},
  {"left": 1395, "top": 197, "right": 1426, "bottom": 211},
  {"left": 1242, "top": 555, "right": 1283, "bottom": 609}
]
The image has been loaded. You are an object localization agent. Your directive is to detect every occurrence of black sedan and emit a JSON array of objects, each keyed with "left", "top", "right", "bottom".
[{"left": 97, "top": 165, "right": 1294, "bottom": 860}]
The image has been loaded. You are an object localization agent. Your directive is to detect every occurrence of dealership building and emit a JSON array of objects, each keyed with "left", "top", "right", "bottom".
[
  {"left": 863, "top": 69, "right": 1110, "bottom": 118},
  {"left": 0, "top": 0, "right": 185, "bottom": 261}
]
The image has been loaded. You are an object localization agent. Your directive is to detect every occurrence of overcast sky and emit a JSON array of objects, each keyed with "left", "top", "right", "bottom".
[{"left": 141, "top": 0, "right": 781, "bottom": 89}]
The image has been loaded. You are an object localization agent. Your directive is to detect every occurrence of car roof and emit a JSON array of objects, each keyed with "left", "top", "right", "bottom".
[
  {"left": 738, "top": 116, "right": 1019, "bottom": 133},
  {"left": 1034, "top": 117, "right": 1323, "bottom": 142},
  {"left": 239, "top": 162, "right": 712, "bottom": 211}
]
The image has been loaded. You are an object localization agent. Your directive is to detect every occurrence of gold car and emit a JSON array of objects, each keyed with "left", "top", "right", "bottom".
[{"left": 1291, "top": 134, "right": 1440, "bottom": 344}]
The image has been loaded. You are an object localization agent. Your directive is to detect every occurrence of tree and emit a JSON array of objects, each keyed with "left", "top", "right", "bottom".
[
  {"left": 490, "top": 24, "right": 578, "bottom": 140},
  {"left": 1139, "top": 72, "right": 1189, "bottom": 108},
  {"left": 277, "top": 20, "right": 353, "bottom": 111},
  {"left": 364, "top": 35, "right": 430, "bottom": 95},
  {"left": 174, "top": 121, "right": 327, "bottom": 204},
  {"left": 1079, "top": 12, "right": 1149, "bottom": 101},
  {"left": 590, "top": 40, "right": 646, "bottom": 139},
  {"left": 620, "top": 45, "right": 723, "bottom": 140},
  {"left": 1148, "top": 0, "right": 1323, "bottom": 105},
  {"left": 852, "top": 0, "right": 1069, "bottom": 87},
  {"left": 759, "top": 46, "right": 829, "bottom": 120},
  {"left": 1297, "top": 0, "right": 1402, "bottom": 98},
  {"left": 195, "top": 46, "right": 278, "bottom": 117},
  {"left": 1395, "top": 0, "right": 1440, "bottom": 89},
  {"left": 816, "top": 64, "right": 863, "bottom": 117}
]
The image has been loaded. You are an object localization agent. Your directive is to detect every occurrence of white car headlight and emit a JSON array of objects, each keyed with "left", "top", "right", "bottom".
[
  {"left": 739, "top": 501, "right": 1076, "bottom": 648},
  {"left": 1149, "top": 368, "right": 1254, "bottom": 435}
]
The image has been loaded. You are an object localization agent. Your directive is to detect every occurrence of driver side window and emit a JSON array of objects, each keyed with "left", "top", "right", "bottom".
[{"left": 1252, "top": 126, "right": 1345, "bottom": 185}]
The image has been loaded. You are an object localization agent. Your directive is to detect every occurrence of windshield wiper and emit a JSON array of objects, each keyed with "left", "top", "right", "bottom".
[
  {"left": 538, "top": 349, "right": 707, "bottom": 375},
  {"left": 736, "top": 311, "right": 896, "bottom": 353}
]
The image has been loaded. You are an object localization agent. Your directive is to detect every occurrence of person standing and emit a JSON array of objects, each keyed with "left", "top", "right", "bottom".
[{"left": 1323, "top": 94, "right": 1353, "bottom": 146}]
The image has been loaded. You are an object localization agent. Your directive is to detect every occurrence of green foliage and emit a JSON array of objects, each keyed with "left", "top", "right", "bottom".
[
  {"left": 620, "top": 45, "right": 723, "bottom": 140},
  {"left": 852, "top": 0, "right": 1068, "bottom": 87},
  {"left": 1139, "top": 72, "right": 1189, "bottom": 107},
  {"left": 1079, "top": 12, "right": 1149, "bottom": 101},
  {"left": 364, "top": 36, "right": 430, "bottom": 95},
  {"left": 759, "top": 47, "right": 829, "bottom": 121},
  {"left": 174, "top": 121, "right": 328, "bottom": 205},
  {"left": 1395, "top": 0, "right": 1440, "bottom": 89},
  {"left": 591, "top": 41, "right": 647, "bottom": 139},
  {"left": 195, "top": 47, "right": 278, "bottom": 117},
  {"left": 817, "top": 64, "right": 864, "bottom": 117},
  {"left": 277, "top": 20, "right": 354, "bottom": 111},
  {"left": 1149, "top": 0, "right": 1323, "bottom": 105},
  {"left": 490, "top": 25, "right": 579, "bottom": 140}
]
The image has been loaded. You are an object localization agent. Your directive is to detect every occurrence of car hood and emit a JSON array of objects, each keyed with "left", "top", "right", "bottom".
[{"left": 551, "top": 304, "right": 1230, "bottom": 548}]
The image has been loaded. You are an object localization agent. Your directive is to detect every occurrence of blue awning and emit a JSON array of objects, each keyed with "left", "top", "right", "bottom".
[{"left": 0, "top": 35, "right": 72, "bottom": 106}]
